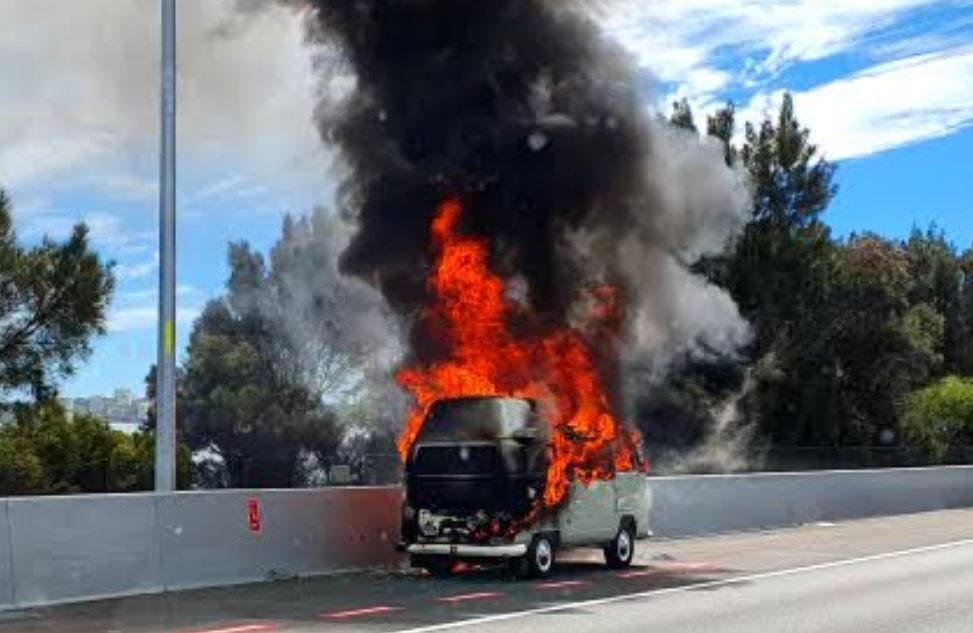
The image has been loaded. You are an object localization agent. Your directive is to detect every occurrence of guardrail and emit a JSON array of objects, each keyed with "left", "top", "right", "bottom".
[{"left": 2, "top": 466, "right": 973, "bottom": 610}]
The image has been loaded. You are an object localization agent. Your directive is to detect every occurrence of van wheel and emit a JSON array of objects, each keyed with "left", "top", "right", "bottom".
[
  {"left": 604, "top": 524, "right": 635, "bottom": 569},
  {"left": 526, "top": 534, "right": 556, "bottom": 578}
]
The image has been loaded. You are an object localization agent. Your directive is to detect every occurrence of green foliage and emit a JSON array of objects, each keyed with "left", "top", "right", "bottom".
[
  {"left": 181, "top": 231, "right": 345, "bottom": 488},
  {"left": 706, "top": 102, "right": 738, "bottom": 167},
  {"left": 0, "top": 189, "right": 115, "bottom": 399},
  {"left": 660, "top": 94, "right": 973, "bottom": 461},
  {"left": 0, "top": 435, "right": 46, "bottom": 495},
  {"left": 0, "top": 401, "right": 189, "bottom": 495},
  {"left": 669, "top": 98, "right": 698, "bottom": 132},
  {"left": 902, "top": 376, "right": 973, "bottom": 457}
]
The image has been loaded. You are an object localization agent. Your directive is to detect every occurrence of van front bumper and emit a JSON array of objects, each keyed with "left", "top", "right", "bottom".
[{"left": 406, "top": 543, "right": 527, "bottom": 558}]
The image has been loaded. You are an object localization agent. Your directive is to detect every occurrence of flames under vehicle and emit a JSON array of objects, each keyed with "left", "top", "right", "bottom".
[{"left": 400, "top": 396, "right": 651, "bottom": 578}]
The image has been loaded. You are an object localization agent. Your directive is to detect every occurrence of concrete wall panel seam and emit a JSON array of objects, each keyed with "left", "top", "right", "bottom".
[{"left": 1, "top": 500, "right": 14, "bottom": 608}]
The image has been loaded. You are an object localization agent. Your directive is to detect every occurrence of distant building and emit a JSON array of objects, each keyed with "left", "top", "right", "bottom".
[{"left": 60, "top": 389, "right": 150, "bottom": 433}]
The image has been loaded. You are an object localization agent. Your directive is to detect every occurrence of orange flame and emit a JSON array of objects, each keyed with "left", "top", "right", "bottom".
[{"left": 396, "top": 197, "right": 644, "bottom": 509}]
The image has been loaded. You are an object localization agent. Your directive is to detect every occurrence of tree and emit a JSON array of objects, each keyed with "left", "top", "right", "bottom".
[
  {"left": 0, "top": 400, "right": 185, "bottom": 495},
  {"left": 904, "top": 228, "right": 964, "bottom": 373},
  {"left": 958, "top": 247, "right": 973, "bottom": 375},
  {"left": 266, "top": 209, "right": 398, "bottom": 399},
  {"left": 0, "top": 189, "right": 115, "bottom": 399},
  {"left": 728, "top": 93, "right": 837, "bottom": 354},
  {"left": 0, "top": 435, "right": 46, "bottom": 495},
  {"left": 181, "top": 238, "right": 345, "bottom": 488},
  {"left": 755, "top": 233, "right": 948, "bottom": 447},
  {"left": 902, "top": 376, "right": 973, "bottom": 458},
  {"left": 669, "top": 97, "right": 698, "bottom": 132},
  {"left": 706, "top": 102, "right": 738, "bottom": 167}
]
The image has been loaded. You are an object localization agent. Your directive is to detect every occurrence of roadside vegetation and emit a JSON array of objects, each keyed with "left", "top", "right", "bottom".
[{"left": 1, "top": 94, "right": 971, "bottom": 493}]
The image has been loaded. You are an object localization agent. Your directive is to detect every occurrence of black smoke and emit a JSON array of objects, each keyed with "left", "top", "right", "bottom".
[
  {"left": 301, "top": 1, "right": 651, "bottom": 324},
  {"left": 277, "top": 0, "right": 752, "bottom": 428}
]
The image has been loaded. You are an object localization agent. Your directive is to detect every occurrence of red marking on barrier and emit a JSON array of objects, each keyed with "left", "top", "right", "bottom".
[
  {"left": 536, "top": 580, "right": 591, "bottom": 589},
  {"left": 437, "top": 591, "right": 502, "bottom": 603},
  {"left": 320, "top": 605, "right": 403, "bottom": 619},
  {"left": 181, "top": 623, "right": 278, "bottom": 633},
  {"left": 246, "top": 498, "right": 261, "bottom": 533}
]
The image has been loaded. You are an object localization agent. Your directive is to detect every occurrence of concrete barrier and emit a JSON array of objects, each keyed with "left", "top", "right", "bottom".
[
  {"left": 1, "top": 466, "right": 972, "bottom": 610},
  {"left": 6, "top": 494, "right": 160, "bottom": 608},
  {"left": 0, "top": 487, "right": 402, "bottom": 609},
  {"left": 647, "top": 466, "right": 973, "bottom": 538},
  {"left": 158, "top": 487, "right": 400, "bottom": 591}
]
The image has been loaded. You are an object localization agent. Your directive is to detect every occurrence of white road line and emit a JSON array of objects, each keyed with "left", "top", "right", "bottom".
[
  {"left": 182, "top": 624, "right": 277, "bottom": 633},
  {"left": 436, "top": 592, "right": 502, "bottom": 603},
  {"left": 386, "top": 537, "right": 973, "bottom": 633}
]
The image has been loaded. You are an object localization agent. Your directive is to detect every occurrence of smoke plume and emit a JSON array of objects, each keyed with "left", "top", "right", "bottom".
[{"left": 286, "top": 1, "right": 750, "bottom": 414}]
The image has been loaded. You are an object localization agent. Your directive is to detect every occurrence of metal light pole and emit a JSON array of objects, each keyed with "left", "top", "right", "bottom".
[{"left": 155, "top": 0, "right": 177, "bottom": 492}]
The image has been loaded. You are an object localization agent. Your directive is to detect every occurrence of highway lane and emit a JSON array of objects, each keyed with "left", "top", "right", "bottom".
[
  {"left": 387, "top": 538, "right": 973, "bottom": 633},
  {"left": 3, "top": 508, "right": 973, "bottom": 633}
]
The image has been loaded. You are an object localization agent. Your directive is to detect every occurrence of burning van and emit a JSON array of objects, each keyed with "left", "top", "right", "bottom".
[{"left": 400, "top": 396, "right": 650, "bottom": 578}]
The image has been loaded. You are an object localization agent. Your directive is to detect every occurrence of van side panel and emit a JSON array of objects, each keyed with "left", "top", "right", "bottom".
[
  {"left": 557, "top": 480, "right": 619, "bottom": 545},
  {"left": 613, "top": 473, "right": 651, "bottom": 538}
]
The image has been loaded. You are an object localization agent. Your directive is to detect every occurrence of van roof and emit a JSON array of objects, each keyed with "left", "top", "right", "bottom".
[{"left": 415, "top": 396, "right": 546, "bottom": 444}]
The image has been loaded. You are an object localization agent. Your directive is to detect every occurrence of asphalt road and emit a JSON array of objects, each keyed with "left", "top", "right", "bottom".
[{"left": 3, "top": 508, "right": 973, "bottom": 633}]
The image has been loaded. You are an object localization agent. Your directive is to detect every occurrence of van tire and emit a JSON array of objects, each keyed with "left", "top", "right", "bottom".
[
  {"left": 525, "top": 534, "right": 556, "bottom": 578},
  {"left": 604, "top": 523, "right": 635, "bottom": 569}
]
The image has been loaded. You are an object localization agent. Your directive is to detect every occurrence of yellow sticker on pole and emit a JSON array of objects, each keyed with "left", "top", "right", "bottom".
[{"left": 164, "top": 320, "right": 175, "bottom": 357}]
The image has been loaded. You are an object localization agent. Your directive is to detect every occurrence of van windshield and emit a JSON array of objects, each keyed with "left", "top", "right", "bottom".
[{"left": 412, "top": 444, "right": 501, "bottom": 476}]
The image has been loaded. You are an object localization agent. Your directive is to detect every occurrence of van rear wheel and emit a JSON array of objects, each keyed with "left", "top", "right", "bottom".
[{"left": 604, "top": 524, "right": 635, "bottom": 569}]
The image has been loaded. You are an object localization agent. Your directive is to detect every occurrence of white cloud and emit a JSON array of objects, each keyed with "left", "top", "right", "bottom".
[
  {"left": 0, "top": 134, "right": 118, "bottom": 190},
  {"left": 0, "top": 1, "right": 326, "bottom": 196},
  {"left": 601, "top": 0, "right": 973, "bottom": 158},
  {"left": 116, "top": 256, "right": 159, "bottom": 282},
  {"left": 191, "top": 174, "right": 270, "bottom": 201},
  {"left": 86, "top": 173, "right": 158, "bottom": 202},
  {"left": 742, "top": 44, "right": 973, "bottom": 160},
  {"left": 605, "top": 0, "right": 953, "bottom": 84},
  {"left": 83, "top": 212, "right": 154, "bottom": 249},
  {"left": 193, "top": 174, "right": 246, "bottom": 199},
  {"left": 108, "top": 304, "right": 201, "bottom": 333}
]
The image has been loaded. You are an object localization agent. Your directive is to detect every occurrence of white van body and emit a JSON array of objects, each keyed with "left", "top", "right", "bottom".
[{"left": 401, "top": 397, "right": 650, "bottom": 576}]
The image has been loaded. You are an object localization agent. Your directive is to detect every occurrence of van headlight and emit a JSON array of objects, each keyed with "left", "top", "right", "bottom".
[{"left": 418, "top": 509, "right": 439, "bottom": 537}]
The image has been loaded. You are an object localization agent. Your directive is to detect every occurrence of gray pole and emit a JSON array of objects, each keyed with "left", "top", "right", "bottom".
[{"left": 155, "top": 0, "right": 177, "bottom": 492}]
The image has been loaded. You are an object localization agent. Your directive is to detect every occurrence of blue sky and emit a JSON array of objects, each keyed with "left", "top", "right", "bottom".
[{"left": 1, "top": 0, "right": 971, "bottom": 398}]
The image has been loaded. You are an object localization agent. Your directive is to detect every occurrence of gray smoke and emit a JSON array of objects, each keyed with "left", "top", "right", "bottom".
[{"left": 657, "top": 371, "right": 761, "bottom": 474}]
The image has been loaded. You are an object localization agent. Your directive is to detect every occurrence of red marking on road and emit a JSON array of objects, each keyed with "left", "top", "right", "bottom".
[
  {"left": 616, "top": 569, "right": 665, "bottom": 579},
  {"left": 661, "top": 562, "right": 727, "bottom": 573},
  {"left": 536, "top": 580, "right": 591, "bottom": 589},
  {"left": 437, "top": 591, "right": 502, "bottom": 603},
  {"left": 618, "top": 562, "right": 726, "bottom": 578},
  {"left": 181, "top": 624, "right": 278, "bottom": 633},
  {"left": 320, "top": 605, "right": 404, "bottom": 619}
]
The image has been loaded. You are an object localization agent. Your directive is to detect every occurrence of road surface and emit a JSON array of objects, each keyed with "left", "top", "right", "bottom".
[{"left": 3, "top": 508, "right": 972, "bottom": 633}]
